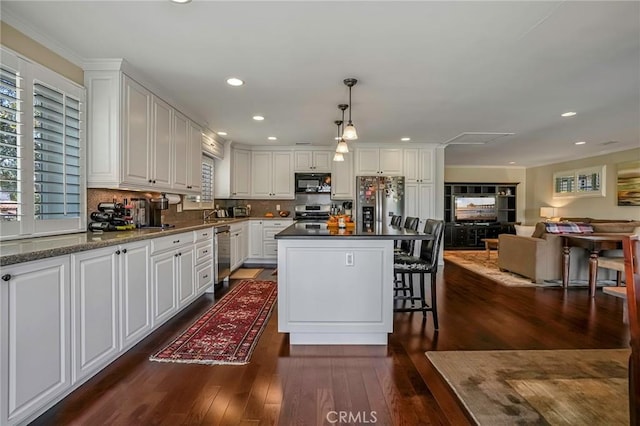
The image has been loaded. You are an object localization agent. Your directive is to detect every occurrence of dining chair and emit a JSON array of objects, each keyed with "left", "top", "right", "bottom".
[
  {"left": 393, "top": 219, "right": 445, "bottom": 329},
  {"left": 622, "top": 234, "right": 640, "bottom": 425}
]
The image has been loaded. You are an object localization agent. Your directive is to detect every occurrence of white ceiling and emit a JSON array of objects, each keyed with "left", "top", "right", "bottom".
[{"left": 2, "top": 1, "right": 639, "bottom": 167}]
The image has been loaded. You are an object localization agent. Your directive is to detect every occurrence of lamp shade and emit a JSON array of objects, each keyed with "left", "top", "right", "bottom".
[
  {"left": 342, "top": 123, "right": 358, "bottom": 140},
  {"left": 539, "top": 207, "right": 558, "bottom": 218},
  {"left": 333, "top": 152, "right": 344, "bottom": 162},
  {"left": 336, "top": 139, "right": 349, "bottom": 153}
]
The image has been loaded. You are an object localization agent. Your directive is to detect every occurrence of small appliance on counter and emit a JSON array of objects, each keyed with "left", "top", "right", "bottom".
[
  {"left": 88, "top": 199, "right": 136, "bottom": 232},
  {"left": 230, "top": 206, "right": 250, "bottom": 218},
  {"left": 149, "top": 194, "right": 174, "bottom": 229}
]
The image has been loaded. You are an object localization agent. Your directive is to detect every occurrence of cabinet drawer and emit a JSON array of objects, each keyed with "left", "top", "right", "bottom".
[
  {"left": 150, "top": 232, "right": 194, "bottom": 254},
  {"left": 194, "top": 227, "right": 213, "bottom": 242},
  {"left": 195, "top": 241, "right": 213, "bottom": 263},
  {"left": 263, "top": 241, "right": 278, "bottom": 257},
  {"left": 196, "top": 262, "right": 213, "bottom": 292},
  {"left": 264, "top": 220, "right": 290, "bottom": 229}
]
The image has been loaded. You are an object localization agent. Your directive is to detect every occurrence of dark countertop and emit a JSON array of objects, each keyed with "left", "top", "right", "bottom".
[
  {"left": 275, "top": 222, "right": 433, "bottom": 240},
  {"left": 0, "top": 217, "right": 291, "bottom": 266}
]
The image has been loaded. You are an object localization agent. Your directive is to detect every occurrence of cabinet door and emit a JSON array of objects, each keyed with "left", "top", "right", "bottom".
[
  {"left": 151, "top": 251, "right": 177, "bottom": 326},
  {"left": 379, "top": 149, "right": 403, "bottom": 175},
  {"left": 249, "top": 221, "right": 264, "bottom": 258},
  {"left": 229, "top": 232, "right": 239, "bottom": 271},
  {"left": 1, "top": 257, "right": 71, "bottom": 425},
  {"left": 251, "top": 151, "right": 273, "bottom": 197},
  {"left": 404, "top": 183, "right": 419, "bottom": 222},
  {"left": 120, "top": 241, "right": 151, "bottom": 350},
  {"left": 187, "top": 121, "right": 202, "bottom": 193},
  {"left": 272, "top": 151, "right": 294, "bottom": 198},
  {"left": 403, "top": 148, "right": 420, "bottom": 182},
  {"left": 172, "top": 111, "right": 189, "bottom": 191},
  {"left": 356, "top": 148, "right": 380, "bottom": 175},
  {"left": 418, "top": 184, "right": 435, "bottom": 224},
  {"left": 331, "top": 152, "right": 354, "bottom": 200},
  {"left": 122, "top": 76, "right": 152, "bottom": 186},
  {"left": 72, "top": 247, "right": 120, "bottom": 382},
  {"left": 178, "top": 247, "right": 195, "bottom": 308},
  {"left": 418, "top": 149, "right": 434, "bottom": 183},
  {"left": 294, "top": 151, "right": 313, "bottom": 171},
  {"left": 151, "top": 96, "right": 172, "bottom": 189},
  {"left": 312, "top": 151, "right": 331, "bottom": 171},
  {"left": 232, "top": 149, "right": 251, "bottom": 197}
]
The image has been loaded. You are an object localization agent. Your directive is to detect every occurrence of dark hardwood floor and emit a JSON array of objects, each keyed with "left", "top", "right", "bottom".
[{"left": 30, "top": 261, "right": 630, "bottom": 425}]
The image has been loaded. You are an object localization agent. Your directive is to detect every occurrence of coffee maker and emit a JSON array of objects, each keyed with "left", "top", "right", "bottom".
[{"left": 149, "top": 194, "right": 169, "bottom": 228}]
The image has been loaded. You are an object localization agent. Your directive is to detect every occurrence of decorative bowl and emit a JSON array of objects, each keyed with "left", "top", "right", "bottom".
[{"left": 279, "top": 210, "right": 290, "bottom": 217}]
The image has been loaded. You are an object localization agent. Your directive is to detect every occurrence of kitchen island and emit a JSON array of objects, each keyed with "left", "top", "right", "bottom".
[{"left": 275, "top": 222, "right": 430, "bottom": 345}]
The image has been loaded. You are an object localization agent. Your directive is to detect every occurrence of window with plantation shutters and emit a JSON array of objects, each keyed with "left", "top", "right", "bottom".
[
  {"left": 553, "top": 165, "right": 606, "bottom": 198},
  {"left": 183, "top": 155, "right": 215, "bottom": 210},
  {"left": 0, "top": 66, "right": 21, "bottom": 223},
  {"left": 33, "top": 82, "right": 81, "bottom": 220},
  {"left": 0, "top": 48, "right": 85, "bottom": 240}
]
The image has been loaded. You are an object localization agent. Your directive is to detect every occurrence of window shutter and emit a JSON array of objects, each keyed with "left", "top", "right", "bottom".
[
  {"left": 0, "top": 66, "right": 21, "bottom": 222},
  {"left": 33, "top": 82, "right": 81, "bottom": 220},
  {"left": 201, "top": 159, "right": 213, "bottom": 203}
]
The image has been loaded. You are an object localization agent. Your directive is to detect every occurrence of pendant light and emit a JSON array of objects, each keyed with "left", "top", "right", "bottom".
[
  {"left": 336, "top": 104, "right": 349, "bottom": 153},
  {"left": 342, "top": 78, "right": 358, "bottom": 140},
  {"left": 333, "top": 120, "right": 345, "bottom": 162}
]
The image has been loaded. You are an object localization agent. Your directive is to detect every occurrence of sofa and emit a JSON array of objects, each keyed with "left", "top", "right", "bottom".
[{"left": 498, "top": 218, "right": 640, "bottom": 283}]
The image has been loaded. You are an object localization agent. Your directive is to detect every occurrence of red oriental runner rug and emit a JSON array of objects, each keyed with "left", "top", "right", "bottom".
[{"left": 150, "top": 280, "right": 277, "bottom": 365}]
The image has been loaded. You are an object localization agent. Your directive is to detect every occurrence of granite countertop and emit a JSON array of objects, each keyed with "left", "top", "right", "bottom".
[
  {"left": 0, "top": 217, "right": 262, "bottom": 266},
  {"left": 275, "top": 222, "right": 433, "bottom": 240}
]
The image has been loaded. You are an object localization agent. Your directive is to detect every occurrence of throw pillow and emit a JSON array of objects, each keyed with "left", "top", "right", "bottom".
[
  {"left": 544, "top": 222, "right": 594, "bottom": 234},
  {"left": 531, "top": 222, "right": 547, "bottom": 238},
  {"left": 514, "top": 224, "right": 535, "bottom": 237}
]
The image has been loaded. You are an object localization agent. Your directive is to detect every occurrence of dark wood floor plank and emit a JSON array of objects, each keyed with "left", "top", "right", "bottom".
[{"left": 29, "top": 264, "right": 630, "bottom": 425}]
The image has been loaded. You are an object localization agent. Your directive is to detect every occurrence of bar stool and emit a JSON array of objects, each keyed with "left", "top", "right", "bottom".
[
  {"left": 393, "top": 219, "right": 445, "bottom": 329},
  {"left": 391, "top": 215, "right": 403, "bottom": 248},
  {"left": 393, "top": 217, "right": 420, "bottom": 297}
]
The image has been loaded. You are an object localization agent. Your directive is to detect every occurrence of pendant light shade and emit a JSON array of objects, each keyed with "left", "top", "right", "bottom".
[
  {"left": 336, "top": 140, "right": 349, "bottom": 153},
  {"left": 342, "top": 78, "right": 358, "bottom": 140},
  {"left": 333, "top": 119, "right": 346, "bottom": 161},
  {"left": 333, "top": 152, "right": 345, "bottom": 162}
]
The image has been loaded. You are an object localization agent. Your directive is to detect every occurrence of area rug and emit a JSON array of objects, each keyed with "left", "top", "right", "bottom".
[
  {"left": 230, "top": 268, "right": 263, "bottom": 279},
  {"left": 426, "top": 349, "right": 630, "bottom": 425},
  {"left": 444, "top": 250, "right": 616, "bottom": 288},
  {"left": 150, "top": 280, "right": 276, "bottom": 365}
]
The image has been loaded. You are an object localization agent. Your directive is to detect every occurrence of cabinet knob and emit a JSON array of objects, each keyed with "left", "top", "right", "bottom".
[
  {"left": 179, "top": 252, "right": 182, "bottom": 256},
  {"left": 122, "top": 248, "right": 127, "bottom": 254},
  {"left": 173, "top": 240, "right": 180, "bottom": 244},
  {"left": 1, "top": 274, "right": 11, "bottom": 281},
  {"left": 115, "top": 250, "right": 121, "bottom": 255},
  {"left": 148, "top": 179, "right": 153, "bottom": 183},
  {"left": 203, "top": 274, "right": 208, "bottom": 279},
  {"left": 175, "top": 253, "right": 179, "bottom": 257},
  {"left": 203, "top": 250, "right": 208, "bottom": 254}
]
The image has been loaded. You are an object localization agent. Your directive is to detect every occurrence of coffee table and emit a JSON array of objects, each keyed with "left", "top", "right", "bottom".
[{"left": 482, "top": 238, "right": 499, "bottom": 259}]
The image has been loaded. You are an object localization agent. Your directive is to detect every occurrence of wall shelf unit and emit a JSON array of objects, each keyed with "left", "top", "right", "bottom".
[{"left": 444, "top": 182, "right": 519, "bottom": 249}]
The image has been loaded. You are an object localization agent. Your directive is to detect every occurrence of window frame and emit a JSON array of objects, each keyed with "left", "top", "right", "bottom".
[{"left": 553, "top": 165, "right": 606, "bottom": 198}]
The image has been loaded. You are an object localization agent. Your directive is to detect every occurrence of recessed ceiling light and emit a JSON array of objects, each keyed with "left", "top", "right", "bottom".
[
  {"left": 226, "top": 77, "right": 244, "bottom": 86},
  {"left": 253, "top": 115, "right": 265, "bottom": 121},
  {"left": 561, "top": 111, "right": 577, "bottom": 117},
  {"left": 401, "top": 137, "right": 411, "bottom": 141},
  {"left": 217, "top": 131, "right": 227, "bottom": 136},
  {"left": 575, "top": 141, "right": 586, "bottom": 145},
  {"left": 170, "top": 0, "right": 191, "bottom": 3},
  {"left": 268, "top": 136, "right": 277, "bottom": 141},
  {"left": 509, "top": 161, "right": 516, "bottom": 164}
]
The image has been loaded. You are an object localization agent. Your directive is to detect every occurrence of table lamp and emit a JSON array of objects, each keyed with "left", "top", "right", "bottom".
[{"left": 540, "top": 207, "right": 558, "bottom": 222}]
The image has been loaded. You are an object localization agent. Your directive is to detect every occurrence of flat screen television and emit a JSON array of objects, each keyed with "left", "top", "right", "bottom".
[{"left": 453, "top": 195, "right": 497, "bottom": 222}]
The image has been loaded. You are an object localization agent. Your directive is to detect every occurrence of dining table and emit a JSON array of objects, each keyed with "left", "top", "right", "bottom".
[{"left": 561, "top": 234, "right": 628, "bottom": 297}]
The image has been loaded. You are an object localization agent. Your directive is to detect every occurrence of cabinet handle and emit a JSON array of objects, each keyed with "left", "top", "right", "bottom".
[
  {"left": 1, "top": 274, "right": 11, "bottom": 281},
  {"left": 115, "top": 250, "right": 121, "bottom": 255},
  {"left": 122, "top": 248, "right": 127, "bottom": 254},
  {"left": 203, "top": 274, "right": 208, "bottom": 279},
  {"left": 173, "top": 240, "right": 180, "bottom": 244},
  {"left": 203, "top": 250, "right": 208, "bottom": 254},
  {"left": 203, "top": 233, "right": 208, "bottom": 237},
  {"left": 175, "top": 253, "right": 179, "bottom": 257},
  {"left": 153, "top": 180, "right": 157, "bottom": 183}
]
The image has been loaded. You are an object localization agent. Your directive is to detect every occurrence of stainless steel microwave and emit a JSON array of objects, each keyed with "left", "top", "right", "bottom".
[{"left": 295, "top": 173, "right": 331, "bottom": 193}]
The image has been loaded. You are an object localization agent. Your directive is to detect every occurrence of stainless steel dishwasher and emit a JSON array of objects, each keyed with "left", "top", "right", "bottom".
[{"left": 214, "top": 225, "right": 231, "bottom": 288}]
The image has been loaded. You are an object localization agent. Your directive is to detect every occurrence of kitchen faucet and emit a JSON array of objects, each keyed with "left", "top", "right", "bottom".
[{"left": 203, "top": 209, "right": 217, "bottom": 222}]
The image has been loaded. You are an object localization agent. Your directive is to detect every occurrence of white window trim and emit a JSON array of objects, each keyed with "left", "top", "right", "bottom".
[{"left": 553, "top": 165, "right": 606, "bottom": 198}]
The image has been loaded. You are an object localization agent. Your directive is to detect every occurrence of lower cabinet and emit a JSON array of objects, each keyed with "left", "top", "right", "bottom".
[
  {"left": 248, "top": 219, "right": 293, "bottom": 262},
  {"left": 119, "top": 241, "right": 152, "bottom": 350},
  {"left": 151, "top": 245, "right": 194, "bottom": 326},
  {"left": 230, "top": 223, "right": 247, "bottom": 271},
  {"left": 0, "top": 256, "right": 71, "bottom": 426}
]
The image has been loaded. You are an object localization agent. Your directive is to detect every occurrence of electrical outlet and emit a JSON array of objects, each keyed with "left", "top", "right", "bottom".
[
  {"left": 176, "top": 203, "right": 182, "bottom": 213},
  {"left": 276, "top": 204, "right": 280, "bottom": 211},
  {"left": 345, "top": 252, "right": 354, "bottom": 266}
]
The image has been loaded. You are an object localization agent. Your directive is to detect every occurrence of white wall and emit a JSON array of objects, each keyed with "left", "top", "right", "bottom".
[
  {"left": 444, "top": 166, "right": 527, "bottom": 224},
  {"left": 525, "top": 148, "right": 640, "bottom": 223}
]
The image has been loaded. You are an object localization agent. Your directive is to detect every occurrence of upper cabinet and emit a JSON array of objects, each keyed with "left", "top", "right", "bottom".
[
  {"left": 355, "top": 148, "right": 402, "bottom": 176},
  {"left": 331, "top": 152, "right": 354, "bottom": 200},
  {"left": 214, "top": 146, "right": 250, "bottom": 199},
  {"left": 403, "top": 148, "right": 434, "bottom": 183},
  {"left": 84, "top": 66, "right": 202, "bottom": 194},
  {"left": 251, "top": 151, "right": 294, "bottom": 199},
  {"left": 294, "top": 150, "right": 332, "bottom": 172}
]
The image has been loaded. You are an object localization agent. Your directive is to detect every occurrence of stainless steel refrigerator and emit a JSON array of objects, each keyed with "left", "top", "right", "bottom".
[{"left": 355, "top": 176, "right": 405, "bottom": 232}]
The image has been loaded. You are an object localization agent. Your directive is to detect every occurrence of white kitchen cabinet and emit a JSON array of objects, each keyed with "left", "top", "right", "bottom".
[
  {"left": 229, "top": 223, "right": 247, "bottom": 271},
  {"left": 194, "top": 227, "right": 214, "bottom": 295},
  {"left": 355, "top": 148, "right": 403, "bottom": 176},
  {"left": 85, "top": 66, "right": 203, "bottom": 193},
  {"left": 249, "top": 220, "right": 264, "bottom": 258},
  {"left": 0, "top": 256, "right": 71, "bottom": 426},
  {"left": 232, "top": 148, "right": 251, "bottom": 197},
  {"left": 150, "top": 232, "right": 195, "bottom": 326},
  {"left": 251, "top": 151, "right": 294, "bottom": 198},
  {"left": 118, "top": 241, "right": 152, "bottom": 350},
  {"left": 262, "top": 220, "right": 293, "bottom": 260},
  {"left": 331, "top": 152, "right": 354, "bottom": 200},
  {"left": 294, "top": 150, "right": 331, "bottom": 172},
  {"left": 188, "top": 121, "right": 203, "bottom": 193},
  {"left": 173, "top": 114, "right": 203, "bottom": 194},
  {"left": 403, "top": 148, "right": 434, "bottom": 183},
  {"left": 405, "top": 183, "right": 435, "bottom": 253}
]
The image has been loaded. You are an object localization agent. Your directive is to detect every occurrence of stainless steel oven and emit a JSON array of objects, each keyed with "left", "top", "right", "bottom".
[{"left": 214, "top": 225, "right": 230, "bottom": 287}]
